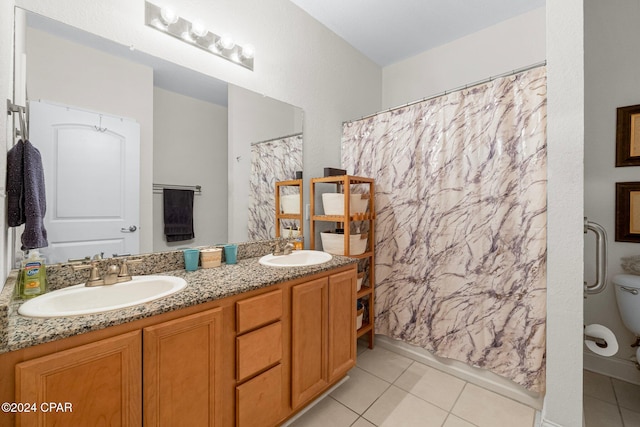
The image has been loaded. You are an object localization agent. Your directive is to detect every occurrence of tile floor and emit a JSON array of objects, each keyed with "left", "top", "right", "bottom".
[
  {"left": 290, "top": 343, "right": 537, "bottom": 427},
  {"left": 583, "top": 370, "right": 640, "bottom": 427}
]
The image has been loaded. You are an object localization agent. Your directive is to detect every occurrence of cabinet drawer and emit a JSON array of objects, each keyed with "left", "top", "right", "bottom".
[
  {"left": 236, "top": 289, "right": 282, "bottom": 334},
  {"left": 237, "top": 321, "right": 282, "bottom": 382},
  {"left": 236, "top": 364, "right": 282, "bottom": 427}
]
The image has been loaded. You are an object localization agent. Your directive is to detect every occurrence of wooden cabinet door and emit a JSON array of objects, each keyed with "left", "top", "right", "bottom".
[
  {"left": 15, "top": 330, "right": 142, "bottom": 427},
  {"left": 143, "top": 307, "right": 223, "bottom": 427},
  {"left": 328, "top": 270, "right": 357, "bottom": 382},
  {"left": 290, "top": 277, "right": 328, "bottom": 409},
  {"left": 236, "top": 364, "right": 283, "bottom": 427}
]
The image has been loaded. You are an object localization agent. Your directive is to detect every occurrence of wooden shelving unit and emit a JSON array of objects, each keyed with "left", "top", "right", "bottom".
[
  {"left": 309, "top": 175, "right": 375, "bottom": 349},
  {"left": 275, "top": 179, "right": 303, "bottom": 238}
]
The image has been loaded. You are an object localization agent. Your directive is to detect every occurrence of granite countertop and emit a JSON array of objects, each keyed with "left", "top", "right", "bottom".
[{"left": 0, "top": 254, "right": 356, "bottom": 355}]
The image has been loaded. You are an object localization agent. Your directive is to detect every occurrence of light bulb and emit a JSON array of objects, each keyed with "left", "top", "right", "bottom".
[
  {"left": 160, "top": 7, "right": 179, "bottom": 25},
  {"left": 218, "top": 33, "right": 235, "bottom": 50},
  {"left": 241, "top": 44, "right": 255, "bottom": 59},
  {"left": 190, "top": 21, "right": 207, "bottom": 38}
]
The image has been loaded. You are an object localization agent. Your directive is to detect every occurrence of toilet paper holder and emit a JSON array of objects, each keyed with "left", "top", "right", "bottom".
[{"left": 584, "top": 333, "right": 609, "bottom": 348}]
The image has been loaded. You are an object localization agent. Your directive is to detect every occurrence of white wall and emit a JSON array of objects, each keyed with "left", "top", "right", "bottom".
[
  {"left": 228, "top": 84, "right": 303, "bottom": 242},
  {"left": 583, "top": 0, "right": 640, "bottom": 384},
  {"left": 153, "top": 87, "right": 228, "bottom": 251},
  {"left": 544, "top": 0, "right": 585, "bottom": 425},
  {"left": 381, "top": 7, "right": 546, "bottom": 109},
  {"left": 25, "top": 27, "right": 155, "bottom": 254},
  {"left": 0, "top": 0, "right": 15, "bottom": 283}
]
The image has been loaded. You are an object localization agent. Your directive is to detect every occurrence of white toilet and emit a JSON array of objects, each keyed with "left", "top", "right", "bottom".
[{"left": 613, "top": 274, "right": 640, "bottom": 361}]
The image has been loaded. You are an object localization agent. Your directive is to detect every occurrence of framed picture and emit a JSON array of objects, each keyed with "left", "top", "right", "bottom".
[
  {"left": 616, "top": 182, "right": 640, "bottom": 242},
  {"left": 616, "top": 104, "right": 640, "bottom": 167}
]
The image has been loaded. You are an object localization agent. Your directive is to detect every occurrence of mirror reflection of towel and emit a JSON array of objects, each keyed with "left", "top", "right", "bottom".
[
  {"left": 6, "top": 140, "right": 48, "bottom": 250},
  {"left": 163, "top": 188, "right": 195, "bottom": 242}
]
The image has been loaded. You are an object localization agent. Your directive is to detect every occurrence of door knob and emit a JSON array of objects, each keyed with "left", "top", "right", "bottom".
[{"left": 120, "top": 225, "right": 138, "bottom": 233}]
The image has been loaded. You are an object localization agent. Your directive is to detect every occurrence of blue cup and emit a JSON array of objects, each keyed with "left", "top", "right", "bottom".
[
  {"left": 224, "top": 244, "right": 238, "bottom": 264},
  {"left": 183, "top": 249, "right": 200, "bottom": 271}
]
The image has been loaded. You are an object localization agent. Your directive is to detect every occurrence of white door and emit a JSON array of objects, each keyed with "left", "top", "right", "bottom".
[{"left": 29, "top": 101, "right": 140, "bottom": 264}]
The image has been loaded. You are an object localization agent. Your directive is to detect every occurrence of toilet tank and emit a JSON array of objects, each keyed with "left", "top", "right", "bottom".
[{"left": 613, "top": 274, "right": 640, "bottom": 336}]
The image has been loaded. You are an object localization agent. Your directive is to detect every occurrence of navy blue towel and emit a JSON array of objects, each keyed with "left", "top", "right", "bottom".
[
  {"left": 163, "top": 188, "right": 195, "bottom": 242},
  {"left": 6, "top": 140, "right": 48, "bottom": 250}
]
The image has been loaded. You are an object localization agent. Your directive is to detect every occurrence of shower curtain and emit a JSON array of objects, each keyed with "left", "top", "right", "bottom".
[
  {"left": 342, "top": 67, "right": 547, "bottom": 392},
  {"left": 248, "top": 134, "right": 303, "bottom": 240}
]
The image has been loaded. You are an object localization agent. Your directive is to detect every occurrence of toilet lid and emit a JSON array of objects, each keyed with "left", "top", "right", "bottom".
[{"left": 613, "top": 274, "right": 640, "bottom": 290}]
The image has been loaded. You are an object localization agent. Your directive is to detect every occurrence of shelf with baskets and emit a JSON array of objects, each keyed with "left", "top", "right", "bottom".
[
  {"left": 275, "top": 179, "right": 303, "bottom": 238},
  {"left": 309, "top": 175, "right": 375, "bottom": 349}
]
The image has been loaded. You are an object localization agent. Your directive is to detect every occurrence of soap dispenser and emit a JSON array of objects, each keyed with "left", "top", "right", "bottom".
[{"left": 20, "top": 250, "right": 47, "bottom": 298}]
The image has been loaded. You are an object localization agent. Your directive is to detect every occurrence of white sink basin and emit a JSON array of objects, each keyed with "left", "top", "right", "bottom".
[
  {"left": 18, "top": 275, "right": 187, "bottom": 318},
  {"left": 259, "top": 250, "right": 332, "bottom": 267}
]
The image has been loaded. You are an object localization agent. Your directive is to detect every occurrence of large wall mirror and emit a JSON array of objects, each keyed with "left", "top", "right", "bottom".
[{"left": 12, "top": 9, "right": 303, "bottom": 265}]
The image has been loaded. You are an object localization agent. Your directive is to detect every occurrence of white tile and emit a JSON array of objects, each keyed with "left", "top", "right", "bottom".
[
  {"left": 394, "top": 361, "right": 466, "bottom": 411},
  {"left": 451, "top": 383, "right": 535, "bottom": 427},
  {"left": 331, "top": 367, "right": 390, "bottom": 414},
  {"left": 362, "top": 385, "right": 448, "bottom": 427},
  {"left": 289, "top": 396, "right": 358, "bottom": 427},
  {"left": 583, "top": 396, "right": 623, "bottom": 427},
  {"left": 612, "top": 378, "right": 640, "bottom": 411},
  {"left": 351, "top": 417, "right": 376, "bottom": 427},
  {"left": 583, "top": 370, "right": 616, "bottom": 404},
  {"left": 443, "top": 415, "right": 477, "bottom": 427},
  {"left": 621, "top": 407, "right": 640, "bottom": 427},
  {"left": 356, "top": 346, "right": 413, "bottom": 383}
]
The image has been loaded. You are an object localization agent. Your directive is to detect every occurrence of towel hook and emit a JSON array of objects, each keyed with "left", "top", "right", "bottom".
[
  {"left": 7, "top": 99, "right": 28, "bottom": 141},
  {"left": 95, "top": 114, "right": 107, "bottom": 133}
]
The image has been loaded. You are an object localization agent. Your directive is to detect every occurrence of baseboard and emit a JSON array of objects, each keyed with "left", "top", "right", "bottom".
[
  {"left": 539, "top": 419, "right": 565, "bottom": 427},
  {"left": 281, "top": 376, "right": 350, "bottom": 426},
  {"left": 375, "top": 335, "right": 544, "bottom": 409},
  {"left": 583, "top": 351, "right": 640, "bottom": 385}
]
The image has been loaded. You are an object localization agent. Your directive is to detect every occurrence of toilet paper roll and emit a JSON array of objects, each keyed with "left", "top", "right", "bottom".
[{"left": 584, "top": 324, "right": 619, "bottom": 357}]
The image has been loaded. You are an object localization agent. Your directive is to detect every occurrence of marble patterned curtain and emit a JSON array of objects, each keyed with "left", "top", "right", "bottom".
[
  {"left": 342, "top": 67, "right": 547, "bottom": 392},
  {"left": 248, "top": 134, "right": 303, "bottom": 240}
]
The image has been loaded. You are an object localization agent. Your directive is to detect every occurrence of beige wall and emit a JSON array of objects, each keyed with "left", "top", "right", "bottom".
[
  {"left": 25, "top": 27, "right": 155, "bottom": 254},
  {"left": 381, "top": 7, "right": 546, "bottom": 109},
  {"left": 584, "top": 0, "right": 640, "bottom": 384},
  {"left": 153, "top": 87, "right": 228, "bottom": 251},
  {"left": 228, "top": 85, "right": 302, "bottom": 242}
]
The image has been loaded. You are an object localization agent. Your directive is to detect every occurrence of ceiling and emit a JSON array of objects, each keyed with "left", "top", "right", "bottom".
[{"left": 289, "top": 0, "right": 546, "bottom": 66}]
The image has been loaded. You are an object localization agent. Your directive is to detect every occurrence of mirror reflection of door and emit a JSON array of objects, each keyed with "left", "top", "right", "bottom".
[{"left": 29, "top": 101, "right": 140, "bottom": 264}]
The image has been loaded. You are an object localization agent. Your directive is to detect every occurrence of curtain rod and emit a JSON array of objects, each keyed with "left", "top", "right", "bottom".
[
  {"left": 344, "top": 60, "right": 547, "bottom": 124},
  {"left": 251, "top": 132, "right": 303, "bottom": 146}
]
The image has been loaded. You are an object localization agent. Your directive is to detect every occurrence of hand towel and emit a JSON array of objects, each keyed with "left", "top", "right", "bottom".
[
  {"left": 21, "top": 140, "right": 48, "bottom": 250},
  {"left": 163, "top": 188, "right": 195, "bottom": 242},
  {"left": 6, "top": 140, "right": 25, "bottom": 227}
]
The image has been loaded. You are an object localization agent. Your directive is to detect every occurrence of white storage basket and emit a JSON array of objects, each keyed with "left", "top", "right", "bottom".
[
  {"left": 280, "top": 194, "right": 300, "bottom": 214},
  {"left": 320, "top": 231, "right": 368, "bottom": 255},
  {"left": 322, "top": 193, "right": 369, "bottom": 215}
]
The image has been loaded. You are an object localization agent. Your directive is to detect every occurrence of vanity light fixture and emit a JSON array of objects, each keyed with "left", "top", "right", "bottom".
[{"left": 144, "top": 1, "right": 254, "bottom": 71}]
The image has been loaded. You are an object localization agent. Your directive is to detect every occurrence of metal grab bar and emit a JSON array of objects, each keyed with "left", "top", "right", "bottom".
[{"left": 584, "top": 217, "right": 608, "bottom": 294}]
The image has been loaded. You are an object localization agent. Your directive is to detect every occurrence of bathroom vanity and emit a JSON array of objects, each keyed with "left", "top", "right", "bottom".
[{"left": 0, "top": 249, "right": 357, "bottom": 426}]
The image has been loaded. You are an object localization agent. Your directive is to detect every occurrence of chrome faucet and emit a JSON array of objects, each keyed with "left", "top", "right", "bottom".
[
  {"left": 283, "top": 242, "right": 294, "bottom": 255},
  {"left": 272, "top": 241, "right": 295, "bottom": 256},
  {"left": 72, "top": 258, "right": 143, "bottom": 287}
]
